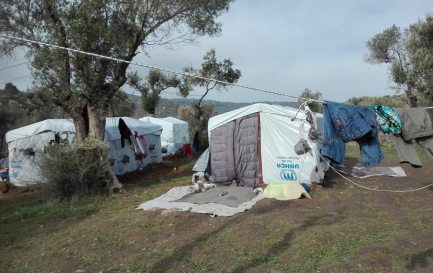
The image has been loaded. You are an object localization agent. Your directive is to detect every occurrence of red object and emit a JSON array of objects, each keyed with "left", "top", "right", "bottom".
[{"left": 183, "top": 144, "right": 192, "bottom": 158}]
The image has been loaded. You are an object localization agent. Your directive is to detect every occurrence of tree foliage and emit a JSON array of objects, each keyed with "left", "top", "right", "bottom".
[
  {"left": 177, "top": 104, "right": 215, "bottom": 149},
  {"left": 180, "top": 48, "right": 241, "bottom": 148},
  {"left": 366, "top": 14, "right": 433, "bottom": 107},
  {"left": 297, "top": 88, "right": 323, "bottom": 113},
  {"left": 108, "top": 90, "right": 136, "bottom": 117},
  {"left": 0, "top": 83, "right": 66, "bottom": 156},
  {"left": 128, "top": 69, "right": 188, "bottom": 115},
  {"left": 182, "top": 48, "right": 241, "bottom": 107},
  {"left": 0, "top": 0, "right": 235, "bottom": 141},
  {"left": 346, "top": 95, "right": 407, "bottom": 108}
]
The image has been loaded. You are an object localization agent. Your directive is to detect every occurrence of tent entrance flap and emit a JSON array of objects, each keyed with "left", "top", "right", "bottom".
[
  {"left": 234, "top": 113, "right": 259, "bottom": 187},
  {"left": 209, "top": 113, "right": 259, "bottom": 187}
]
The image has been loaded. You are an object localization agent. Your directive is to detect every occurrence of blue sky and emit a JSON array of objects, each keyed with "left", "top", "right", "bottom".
[{"left": 1, "top": 0, "right": 432, "bottom": 103}]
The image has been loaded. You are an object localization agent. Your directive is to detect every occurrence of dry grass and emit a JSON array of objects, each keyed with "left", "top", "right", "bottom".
[{"left": 1, "top": 147, "right": 433, "bottom": 273}]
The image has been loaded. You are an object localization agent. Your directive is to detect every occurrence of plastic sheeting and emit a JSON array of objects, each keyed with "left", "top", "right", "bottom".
[
  {"left": 140, "top": 117, "right": 189, "bottom": 155},
  {"left": 137, "top": 186, "right": 264, "bottom": 217},
  {"left": 6, "top": 119, "right": 75, "bottom": 143},
  {"left": 192, "top": 148, "right": 210, "bottom": 172},
  {"left": 105, "top": 117, "right": 162, "bottom": 141}
]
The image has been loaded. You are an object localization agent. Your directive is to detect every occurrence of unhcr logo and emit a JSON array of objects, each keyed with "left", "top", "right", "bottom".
[
  {"left": 280, "top": 169, "right": 297, "bottom": 181},
  {"left": 276, "top": 163, "right": 300, "bottom": 169}
]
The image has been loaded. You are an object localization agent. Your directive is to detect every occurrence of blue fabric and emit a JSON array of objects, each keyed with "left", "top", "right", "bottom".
[
  {"left": 321, "top": 101, "right": 384, "bottom": 166},
  {"left": 0, "top": 172, "right": 8, "bottom": 179}
]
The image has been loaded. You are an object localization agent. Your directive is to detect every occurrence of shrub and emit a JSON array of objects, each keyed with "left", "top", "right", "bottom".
[{"left": 41, "top": 137, "right": 112, "bottom": 199}]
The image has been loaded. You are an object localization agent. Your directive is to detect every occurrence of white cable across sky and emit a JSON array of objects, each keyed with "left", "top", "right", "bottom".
[
  {"left": 0, "top": 34, "right": 324, "bottom": 103},
  {"left": 0, "top": 61, "right": 28, "bottom": 71}
]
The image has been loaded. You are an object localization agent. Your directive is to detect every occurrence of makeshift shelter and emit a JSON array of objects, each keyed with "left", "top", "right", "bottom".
[
  {"left": 105, "top": 117, "right": 162, "bottom": 175},
  {"left": 140, "top": 116, "right": 189, "bottom": 155},
  {"left": 0, "top": 157, "right": 9, "bottom": 169},
  {"left": 205, "top": 103, "right": 324, "bottom": 187},
  {"left": 6, "top": 117, "right": 162, "bottom": 186},
  {"left": 6, "top": 119, "right": 76, "bottom": 186}
]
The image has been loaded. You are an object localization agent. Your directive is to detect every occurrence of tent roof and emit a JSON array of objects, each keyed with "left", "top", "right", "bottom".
[
  {"left": 160, "top": 117, "right": 187, "bottom": 124},
  {"left": 208, "top": 103, "right": 315, "bottom": 132},
  {"left": 105, "top": 117, "right": 162, "bottom": 141},
  {"left": 6, "top": 119, "right": 75, "bottom": 143},
  {"left": 140, "top": 116, "right": 187, "bottom": 126},
  {"left": 6, "top": 117, "right": 162, "bottom": 143}
]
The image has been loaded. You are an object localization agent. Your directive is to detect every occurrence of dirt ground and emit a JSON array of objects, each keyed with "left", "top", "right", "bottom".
[{"left": 1, "top": 152, "right": 433, "bottom": 273}]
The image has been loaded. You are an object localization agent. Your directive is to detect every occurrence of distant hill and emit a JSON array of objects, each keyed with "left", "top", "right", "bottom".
[{"left": 128, "top": 94, "right": 298, "bottom": 118}]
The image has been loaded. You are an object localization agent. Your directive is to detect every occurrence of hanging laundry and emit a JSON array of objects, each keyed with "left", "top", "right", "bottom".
[
  {"left": 372, "top": 104, "right": 401, "bottom": 134},
  {"left": 304, "top": 105, "right": 320, "bottom": 141},
  {"left": 118, "top": 118, "right": 133, "bottom": 147},
  {"left": 321, "top": 101, "right": 384, "bottom": 166},
  {"left": 132, "top": 131, "right": 143, "bottom": 160},
  {"left": 392, "top": 108, "right": 433, "bottom": 167},
  {"left": 294, "top": 138, "right": 311, "bottom": 155},
  {"left": 137, "top": 135, "right": 148, "bottom": 158}
]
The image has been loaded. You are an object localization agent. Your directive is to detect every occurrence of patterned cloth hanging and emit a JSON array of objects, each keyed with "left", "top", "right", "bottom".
[{"left": 372, "top": 104, "right": 402, "bottom": 134}]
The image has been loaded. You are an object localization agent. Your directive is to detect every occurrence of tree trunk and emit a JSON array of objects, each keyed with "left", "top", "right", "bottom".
[
  {"left": 407, "top": 95, "right": 418, "bottom": 108},
  {"left": 72, "top": 104, "right": 123, "bottom": 194},
  {"left": 406, "top": 88, "right": 418, "bottom": 107},
  {"left": 71, "top": 106, "right": 88, "bottom": 142},
  {"left": 88, "top": 105, "right": 123, "bottom": 193},
  {"left": 87, "top": 105, "right": 106, "bottom": 140}
]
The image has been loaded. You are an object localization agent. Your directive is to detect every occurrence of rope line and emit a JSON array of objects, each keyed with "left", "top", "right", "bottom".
[
  {"left": 0, "top": 61, "right": 28, "bottom": 71},
  {"left": 0, "top": 34, "right": 323, "bottom": 103},
  {"left": 320, "top": 154, "right": 433, "bottom": 193}
]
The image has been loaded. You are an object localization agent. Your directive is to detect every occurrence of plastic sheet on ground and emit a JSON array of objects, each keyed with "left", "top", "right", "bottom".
[
  {"left": 341, "top": 166, "right": 407, "bottom": 179},
  {"left": 136, "top": 186, "right": 264, "bottom": 217}
]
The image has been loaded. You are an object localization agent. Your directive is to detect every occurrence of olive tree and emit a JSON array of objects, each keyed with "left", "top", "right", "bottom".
[
  {"left": 366, "top": 14, "right": 433, "bottom": 107},
  {"left": 0, "top": 0, "right": 235, "bottom": 141},
  {"left": 181, "top": 48, "right": 241, "bottom": 148}
]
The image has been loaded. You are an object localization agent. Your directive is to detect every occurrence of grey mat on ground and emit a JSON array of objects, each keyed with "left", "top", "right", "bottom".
[
  {"left": 341, "top": 166, "right": 407, "bottom": 179},
  {"left": 173, "top": 186, "right": 257, "bottom": 208}
]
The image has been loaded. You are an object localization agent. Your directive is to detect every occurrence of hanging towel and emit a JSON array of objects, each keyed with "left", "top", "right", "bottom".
[
  {"left": 372, "top": 104, "right": 401, "bottom": 134},
  {"left": 138, "top": 135, "right": 148, "bottom": 157}
]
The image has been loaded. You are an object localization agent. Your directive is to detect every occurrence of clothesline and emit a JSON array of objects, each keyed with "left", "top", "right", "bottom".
[
  {"left": 0, "top": 61, "right": 28, "bottom": 71},
  {"left": 2, "top": 34, "right": 433, "bottom": 110},
  {"left": 0, "top": 34, "right": 324, "bottom": 104}
]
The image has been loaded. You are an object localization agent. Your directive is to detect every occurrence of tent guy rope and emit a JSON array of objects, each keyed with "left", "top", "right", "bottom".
[
  {"left": 320, "top": 154, "right": 433, "bottom": 193},
  {"left": 0, "top": 34, "right": 324, "bottom": 103}
]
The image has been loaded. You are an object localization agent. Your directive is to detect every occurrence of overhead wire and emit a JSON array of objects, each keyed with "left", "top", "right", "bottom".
[
  {"left": 0, "top": 61, "right": 28, "bottom": 71},
  {"left": 0, "top": 34, "right": 323, "bottom": 103}
]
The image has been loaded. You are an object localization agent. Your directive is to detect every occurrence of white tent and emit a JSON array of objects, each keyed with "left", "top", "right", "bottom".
[
  {"left": 6, "top": 117, "right": 162, "bottom": 186},
  {"left": 6, "top": 119, "right": 76, "bottom": 186},
  {"left": 207, "top": 103, "right": 324, "bottom": 187},
  {"left": 140, "top": 116, "right": 189, "bottom": 155},
  {"left": 105, "top": 117, "right": 162, "bottom": 175}
]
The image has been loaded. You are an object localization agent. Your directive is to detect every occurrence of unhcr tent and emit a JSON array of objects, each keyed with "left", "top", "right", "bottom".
[
  {"left": 6, "top": 119, "right": 76, "bottom": 186},
  {"left": 206, "top": 103, "right": 324, "bottom": 187},
  {"left": 6, "top": 117, "right": 162, "bottom": 186},
  {"left": 140, "top": 116, "right": 189, "bottom": 155},
  {"left": 105, "top": 117, "right": 162, "bottom": 175}
]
